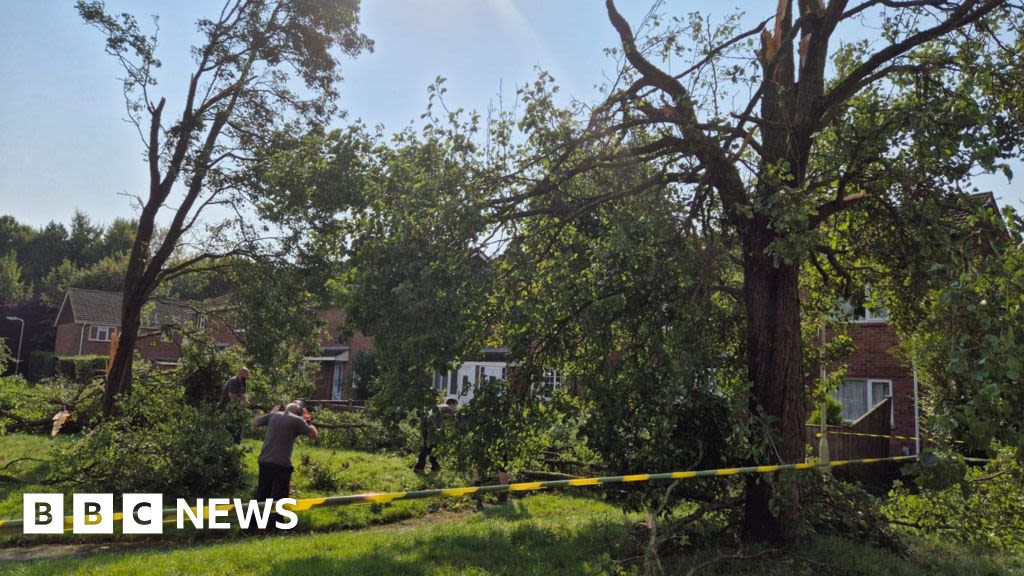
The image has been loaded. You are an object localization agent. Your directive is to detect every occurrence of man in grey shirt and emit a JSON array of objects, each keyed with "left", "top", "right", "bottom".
[{"left": 252, "top": 402, "right": 318, "bottom": 524}]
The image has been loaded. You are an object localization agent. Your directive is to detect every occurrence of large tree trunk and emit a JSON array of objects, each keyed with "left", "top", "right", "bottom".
[
  {"left": 739, "top": 224, "right": 806, "bottom": 545},
  {"left": 101, "top": 294, "right": 145, "bottom": 418},
  {"left": 101, "top": 207, "right": 157, "bottom": 419}
]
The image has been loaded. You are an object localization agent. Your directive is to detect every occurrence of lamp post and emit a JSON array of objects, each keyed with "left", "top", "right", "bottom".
[
  {"left": 5, "top": 316, "right": 24, "bottom": 375},
  {"left": 818, "top": 326, "right": 830, "bottom": 466}
]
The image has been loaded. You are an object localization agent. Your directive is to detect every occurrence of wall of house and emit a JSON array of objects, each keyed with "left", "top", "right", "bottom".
[
  {"left": 78, "top": 324, "right": 117, "bottom": 356},
  {"left": 315, "top": 309, "right": 374, "bottom": 400},
  {"left": 206, "top": 316, "right": 242, "bottom": 347},
  {"left": 134, "top": 330, "right": 184, "bottom": 362},
  {"left": 54, "top": 323, "right": 84, "bottom": 356},
  {"left": 844, "top": 322, "right": 917, "bottom": 456}
]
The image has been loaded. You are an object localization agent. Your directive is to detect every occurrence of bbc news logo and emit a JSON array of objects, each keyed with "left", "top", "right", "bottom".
[{"left": 23, "top": 494, "right": 299, "bottom": 534}]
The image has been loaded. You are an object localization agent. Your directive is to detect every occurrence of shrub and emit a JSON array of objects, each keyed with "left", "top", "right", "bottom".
[
  {"left": 0, "top": 374, "right": 100, "bottom": 434},
  {"left": 49, "top": 367, "right": 243, "bottom": 498},
  {"left": 312, "top": 408, "right": 415, "bottom": 454},
  {"left": 807, "top": 395, "right": 844, "bottom": 426},
  {"left": 884, "top": 448, "right": 1024, "bottom": 555},
  {"left": 55, "top": 355, "right": 107, "bottom": 382},
  {"left": 176, "top": 339, "right": 243, "bottom": 407},
  {"left": 440, "top": 381, "right": 575, "bottom": 480},
  {"left": 298, "top": 454, "right": 340, "bottom": 492},
  {"left": 25, "top": 351, "right": 58, "bottom": 381},
  {"left": 350, "top": 351, "right": 379, "bottom": 401}
]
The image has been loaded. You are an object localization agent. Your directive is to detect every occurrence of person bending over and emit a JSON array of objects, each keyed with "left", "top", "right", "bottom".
[{"left": 252, "top": 402, "right": 318, "bottom": 526}]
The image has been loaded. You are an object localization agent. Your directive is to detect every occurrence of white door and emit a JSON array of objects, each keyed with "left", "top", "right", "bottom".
[{"left": 332, "top": 363, "right": 344, "bottom": 400}]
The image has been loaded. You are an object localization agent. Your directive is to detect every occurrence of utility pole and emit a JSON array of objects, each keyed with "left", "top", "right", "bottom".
[{"left": 818, "top": 326, "right": 830, "bottom": 466}]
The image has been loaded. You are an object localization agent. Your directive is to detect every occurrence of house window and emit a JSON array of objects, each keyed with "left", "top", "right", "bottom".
[
  {"left": 538, "top": 369, "right": 564, "bottom": 397},
  {"left": 196, "top": 315, "right": 207, "bottom": 329},
  {"left": 853, "top": 306, "right": 889, "bottom": 323},
  {"left": 832, "top": 378, "right": 893, "bottom": 424},
  {"left": 837, "top": 285, "right": 890, "bottom": 323},
  {"left": 88, "top": 325, "right": 118, "bottom": 342},
  {"left": 332, "top": 363, "right": 344, "bottom": 401},
  {"left": 430, "top": 370, "right": 458, "bottom": 396}
]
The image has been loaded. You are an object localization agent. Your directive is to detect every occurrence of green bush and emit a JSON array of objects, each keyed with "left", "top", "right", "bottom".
[
  {"left": 176, "top": 339, "right": 242, "bottom": 407},
  {"left": 312, "top": 408, "right": 415, "bottom": 454},
  {"left": 0, "top": 375, "right": 100, "bottom": 434},
  {"left": 55, "top": 355, "right": 107, "bottom": 382},
  {"left": 49, "top": 367, "right": 243, "bottom": 498},
  {"left": 25, "top": 351, "right": 58, "bottom": 381},
  {"left": 440, "top": 381, "right": 578, "bottom": 480},
  {"left": 297, "top": 454, "right": 341, "bottom": 492},
  {"left": 884, "top": 448, "right": 1024, "bottom": 555},
  {"left": 808, "top": 395, "right": 844, "bottom": 426}
]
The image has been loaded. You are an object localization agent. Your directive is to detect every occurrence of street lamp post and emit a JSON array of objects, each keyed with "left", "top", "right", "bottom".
[{"left": 5, "top": 316, "right": 24, "bottom": 375}]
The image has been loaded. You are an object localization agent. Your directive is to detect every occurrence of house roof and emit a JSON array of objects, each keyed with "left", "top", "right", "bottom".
[{"left": 56, "top": 288, "right": 197, "bottom": 328}]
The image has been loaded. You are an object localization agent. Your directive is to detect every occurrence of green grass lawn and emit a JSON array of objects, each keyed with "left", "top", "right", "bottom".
[
  {"left": 3, "top": 493, "right": 1019, "bottom": 575},
  {"left": 0, "top": 433, "right": 469, "bottom": 544},
  {"left": 2, "top": 433, "right": 1021, "bottom": 575}
]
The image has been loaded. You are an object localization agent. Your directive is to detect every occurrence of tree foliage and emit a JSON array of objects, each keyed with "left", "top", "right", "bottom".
[{"left": 76, "top": 0, "right": 372, "bottom": 416}]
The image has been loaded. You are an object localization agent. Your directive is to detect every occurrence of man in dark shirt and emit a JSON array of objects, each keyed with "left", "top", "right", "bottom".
[
  {"left": 219, "top": 368, "right": 249, "bottom": 444},
  {"left": 219, "top": 367, "right": 250, "bottom": 409},
  {"left": 252, "top": 402, "right": 318, "bottom": 526}
]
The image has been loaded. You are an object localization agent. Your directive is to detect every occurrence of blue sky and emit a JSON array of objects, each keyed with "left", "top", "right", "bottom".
[{"left": 0, "top": 0, "right": 1019, "bottom": 229}]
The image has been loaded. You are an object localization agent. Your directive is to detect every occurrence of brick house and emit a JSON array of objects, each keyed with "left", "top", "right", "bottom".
[
  {"left": 53, "top": 288, "right": 240, "bottom": 365},
  {"left": 816, "top": 192, "right": 1006, "bottom": 462},
  {"left": 307, "top": 308, "right": 374, "bottom": 401},
  {"left": 53, "top": 288, "right": 374, "bottom": 401},
  {"left": 826, "top": 309, "right": 918, "bottom": 458}
]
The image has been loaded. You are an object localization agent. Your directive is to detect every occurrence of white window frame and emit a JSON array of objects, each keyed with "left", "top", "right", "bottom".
[
  {"left": 851, "top": 307, "right": 890, "bottom": 324},
  {"left": 837, "top": 300, "right": 890, "bottom": 323},
  {"left": 196, "top": 315, "right": 207, "bottom": 329},
  {"left": 88, "top": 325, "right": 118, "bottom": 343},
  {"left": 833, "top": 378, "right": 893, "bottom": 426},
  {"left": 332, "top": 363, "right": 344, "bottom": 401}
]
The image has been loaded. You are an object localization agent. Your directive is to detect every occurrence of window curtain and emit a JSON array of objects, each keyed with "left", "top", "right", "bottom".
[
  {"left": 833, "top": 379, "right": 868, "bottom": 421},
  {"left": 871, "top": 381, "right": 890, "bottom": 406}
]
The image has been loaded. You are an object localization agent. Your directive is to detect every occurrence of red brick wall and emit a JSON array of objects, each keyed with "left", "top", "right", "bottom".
[
  {"left": 207, "top": 316, "right": 242, "bottom": 347},
  {"left": 842, "top": 322, "right": 917, "bottom": 456},
  {"left": 55, "top": 308, "right": 374, "bottom": 398},
  {"left": 314, "top": 309, "right": 374, "bottom": 400},
  {"left": 54, "top": 323, "right": 84, "bottom": 356},
  {"left": 134, "top": 330, "right": 184, "bottom": 361},
  {"left": 79, "top": 325, "right": 117, "bottom": 356}
]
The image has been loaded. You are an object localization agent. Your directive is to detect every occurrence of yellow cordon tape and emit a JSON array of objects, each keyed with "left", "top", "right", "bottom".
[
  {"left": 815, "top": 430, "right": 966, "bottom": 445},
  {"left": 0, "top": 455, "right": 925, "bottom": 535}
]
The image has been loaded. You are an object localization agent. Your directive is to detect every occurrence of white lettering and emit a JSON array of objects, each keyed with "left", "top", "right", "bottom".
[
  {"left": 274, "top": 499, "right": 298, "bottom": 529},
  {"left": 207, "top": 498, "right": 232, "bottom": 529},
  {"left": 177, "top": 498, "right": 203, "bottom": 529},
  {"left": 232, "top": 498, "right": 274, "bottom": 530}
]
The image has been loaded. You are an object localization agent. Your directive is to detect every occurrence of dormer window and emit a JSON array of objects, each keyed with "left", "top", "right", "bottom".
[
  {"left": 836, "top": 285, "right": 889, "bottom": 323},
  {"left": 838, "top": 301, "right": 890, "bottom": 323}
]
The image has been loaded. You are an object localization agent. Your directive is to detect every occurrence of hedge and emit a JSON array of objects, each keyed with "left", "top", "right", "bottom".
[
  {"left": 26, "top": 351, "right": 106, "bottom": 382},
  {"left": 26, "top": 351, "right": 58, "bottom": 381}
]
